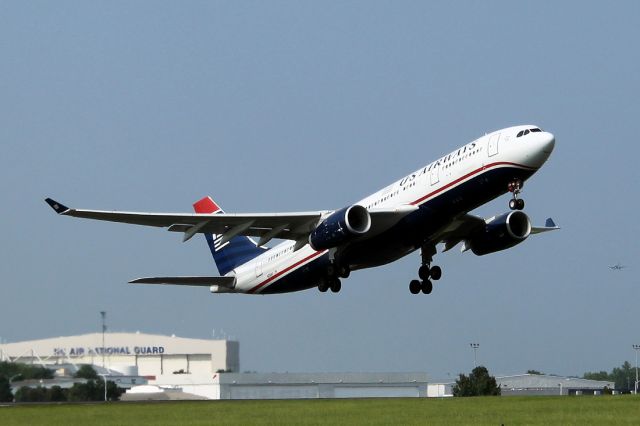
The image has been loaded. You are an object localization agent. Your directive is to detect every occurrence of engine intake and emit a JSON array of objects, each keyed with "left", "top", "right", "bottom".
[
  {"left": 469, "top": 210, "right": 531, "bottom": 256},
  {"left": 309, "top": 205, "right": 371, "bottom": 251}
]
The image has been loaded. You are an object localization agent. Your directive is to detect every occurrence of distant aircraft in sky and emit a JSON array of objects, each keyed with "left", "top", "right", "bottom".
[
  {"left": 609, "top": 263, "right": 626, "bottom": 270},
  {"left": 46, "top": 124, "right": 558, "bottom": 296}
]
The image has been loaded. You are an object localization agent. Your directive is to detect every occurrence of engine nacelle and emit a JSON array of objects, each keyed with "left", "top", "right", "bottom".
[
  {"left": 468, "top": 211, "right": 531, "bottom": 256},
  {"left": 309, "top": 205, "right": 371, "bottom": 251}
]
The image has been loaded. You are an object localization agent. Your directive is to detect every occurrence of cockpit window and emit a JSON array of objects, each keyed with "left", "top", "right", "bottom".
[{"left": 516, "top": 128, "right": 543, "bottom": 137}]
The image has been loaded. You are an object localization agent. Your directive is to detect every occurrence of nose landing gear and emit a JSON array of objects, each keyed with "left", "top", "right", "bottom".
[{"left": 508, "top": 179, "right": 525, "bottom": 210}]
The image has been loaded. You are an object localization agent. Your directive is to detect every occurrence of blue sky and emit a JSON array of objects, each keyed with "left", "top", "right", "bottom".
[{"left": 1, "top": 1, "right": 638, "bottom": 379}]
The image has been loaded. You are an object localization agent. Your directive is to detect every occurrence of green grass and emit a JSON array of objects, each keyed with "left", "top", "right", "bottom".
[{"left": 1, "top": 396, "right": 638, "bottom": 425}]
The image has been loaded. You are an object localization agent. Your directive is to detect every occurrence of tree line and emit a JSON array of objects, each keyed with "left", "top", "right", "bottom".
[
  {"left": 583, "top": 361, "right": 637, "bottom": 391},
  {"left": 0, "top": 362, "right": 123, "bottom": 402}
]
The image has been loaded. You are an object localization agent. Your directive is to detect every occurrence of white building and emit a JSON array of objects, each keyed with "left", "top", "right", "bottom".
[
  {"left": 427, "top": 373, "right": 615, "bottom": 397},
  {"left": 497, "top": 374, "right": 614, "bottom": 396},
  {"left": 0, "top": 332, "right": 239, "bottom": 378},
  {"left": 124, "top": 372, "right": 429, "bottom": 400},
  {"left": 2, "top": 333, "right": 429, "bottom": 401}
]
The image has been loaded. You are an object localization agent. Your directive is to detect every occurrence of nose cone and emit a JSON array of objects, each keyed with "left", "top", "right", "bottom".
[
  {"left": 541, "top": 132, "right": 555, "bottom": 154},
  {"left": 524, "top": 131, "right": 556, "bottom": 168}
]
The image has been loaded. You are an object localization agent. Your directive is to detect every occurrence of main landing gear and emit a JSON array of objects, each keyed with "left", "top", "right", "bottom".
[
  {"left": 318, "top": 278, "right": 341, "bottom": 293},
  {"left": 409, "top": 246, "right": 442, "bottom": 295},
  {"left": 318, "top": 261, "right": 350, "bottom": 293},
  {"left": 508, "top": 179, "right": 525, "bottom": 210}
]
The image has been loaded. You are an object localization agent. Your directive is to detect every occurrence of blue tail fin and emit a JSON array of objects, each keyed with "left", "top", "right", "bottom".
[{"left": 194, "top": 197, "right": 266, "bottom": 275}]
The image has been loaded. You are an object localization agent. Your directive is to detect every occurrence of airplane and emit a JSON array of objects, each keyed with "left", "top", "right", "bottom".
[
  {"left": 609, "top": 263, "right": 626, "bottom": 270},
  {"left": 45, "top": 124, "right": 559, "bottom": 296}
]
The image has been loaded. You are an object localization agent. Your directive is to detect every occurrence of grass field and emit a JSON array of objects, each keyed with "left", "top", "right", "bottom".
[{"left": 1, "top": 395, "right": 639, "bottom": 425}]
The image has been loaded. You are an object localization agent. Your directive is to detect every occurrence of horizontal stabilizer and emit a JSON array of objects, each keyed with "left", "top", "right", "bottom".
[{"left": 129, "top": 276, "right": 236, "bottom": 287}]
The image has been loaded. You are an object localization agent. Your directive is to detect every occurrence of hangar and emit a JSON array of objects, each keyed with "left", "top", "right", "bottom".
[
  {"left": 126, "top": 372, "right": 429, "bottom": 400},
  {"left": 497, "top": 374, "right": 614, "bottom": 396},
  {"left": 0, "top": 332, "right": 239, "bottom": 378},
  {"left": 427, "top": 373, "right": 614, "bottom": 397},
  {"left": 2, "top": 333, "right": 427, "bottom": 400}
]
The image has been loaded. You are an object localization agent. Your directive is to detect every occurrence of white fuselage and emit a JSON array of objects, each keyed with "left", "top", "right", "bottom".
[{"left": 225, "top": 125, "right": 555, "bottom": 294}]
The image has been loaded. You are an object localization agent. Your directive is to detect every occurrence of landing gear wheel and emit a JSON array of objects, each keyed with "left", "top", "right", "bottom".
[
  {"left": 430, "top": 266, "right": 442, "bottom": 281},
  {"left": 318, "top": 281, "right": 329, "bottom": 293},
  {"left": 418, "top": 265, "right": 431, "bottom": 281},
  {"left": 509, "top": 199, "right": 517, "bottom": 210},
  {"left": 421, "top": 280, "right": 433, "bottom": 294},
  {"left": 330, "top": 279, "right": 342, "bottom": 293},
  {"left": 338, "top": 265, "right": 350, "bottom": 279},
  {"left": 409, "top": 280, "right": 421, "bottom": 294},
  {"left": 326, "top": 264, "right": 335, "bottom": 277},
  {"left": 516, "top": 199, "right": 525, "bottom": 210}
]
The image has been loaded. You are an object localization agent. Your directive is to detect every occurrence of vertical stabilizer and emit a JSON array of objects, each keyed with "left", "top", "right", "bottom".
[{"left": 193, "top": 197, "right": 266, "bottom": 275}]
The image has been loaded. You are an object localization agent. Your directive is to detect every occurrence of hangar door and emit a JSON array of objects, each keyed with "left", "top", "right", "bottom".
[
  {"left": 334, "top": 386, "right": 419, "bottom": 398},
  {"left": 137, "top": 355, "right": 162, "bottom": 376}
]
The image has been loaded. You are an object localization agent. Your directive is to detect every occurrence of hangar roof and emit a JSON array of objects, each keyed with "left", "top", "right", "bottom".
[
  {"left": 497, "top": 374, "right": 614, "bottom": 389},
  {"left": 216, "top": 372, "right": 429, "bottom": 385},
  {"left": 433, "top": 373, "right": 614, "bottom": 390}
]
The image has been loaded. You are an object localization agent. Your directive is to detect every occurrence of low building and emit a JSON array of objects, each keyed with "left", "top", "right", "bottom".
[
  {"left": 427, "top": 373, "right": 614, "bottom": 397},
  {"left": 127, "top": 372, "right": 429, "bottom": 400},
  {"left": 121, "top": 385, "right": 208, "bottom": 401},
  {"left": 497, "top": 374, "right": 614, "bottom": 396},
  {"left": 427, "top": 382, "right": 453, "bottom": 397}
]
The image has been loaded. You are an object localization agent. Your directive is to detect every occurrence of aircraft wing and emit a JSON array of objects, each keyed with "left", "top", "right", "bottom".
[
  {"left": 435, "top": 214, "right": 559, "bottom": 252},
  {"left": 367, "top": 205, "right": 420, "bottom": 236},
  {"left": 45, "top": 198, "right": 418, "bottom": 247},
  {"left": 436, "top": 214, "right": 487, "bottom": 252},
  {"left": 129, "top": 276, "right": 236, "bottom": 287},
  {"left": 45, "top": 198, "right": 324, "bottom": 244},
  {"left": 530, "top": 218, "right": 560, "bottom": 234}
]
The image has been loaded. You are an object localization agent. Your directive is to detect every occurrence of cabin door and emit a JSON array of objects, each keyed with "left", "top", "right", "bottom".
[{"left": 488, "top": 133, "right": 500, "bottom": 157}]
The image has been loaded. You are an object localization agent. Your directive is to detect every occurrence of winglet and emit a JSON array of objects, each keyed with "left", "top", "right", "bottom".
[
  {"left": 545, "top": 218, "right": 557, "bottom": 228},
  {"left": 45, "top": 198, "right": 70, "bottom": 214},
  {"left": 193, "top": 196, "right": 221, "bottom": 214}
]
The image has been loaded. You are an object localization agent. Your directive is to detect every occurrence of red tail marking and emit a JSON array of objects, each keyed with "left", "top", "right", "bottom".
[{"left": 193, "top": 196, "right": 221, "bottom": 214}]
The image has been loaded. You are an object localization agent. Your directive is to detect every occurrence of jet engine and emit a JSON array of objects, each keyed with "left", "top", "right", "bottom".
[
  {"left": 309, "top": 205, "right": 371, "bottom": 251},
  {"left": 468, "top": 210, "right": 531, "bottom": 256}
]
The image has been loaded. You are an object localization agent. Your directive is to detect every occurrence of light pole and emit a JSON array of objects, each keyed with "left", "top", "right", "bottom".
[
  {"left": 633, "top": 344, "right": 640, "bottom": 394},
  {"left": 98, "top": 374, "right": 108, "bottom": 402},
  {"left": 100, "top": 311, "right": 107, "bottom": 368},
  {"left": 470, "top": 343, "right": 480, "bottom": 368}
]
